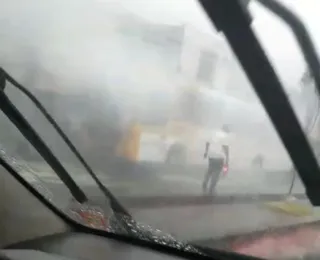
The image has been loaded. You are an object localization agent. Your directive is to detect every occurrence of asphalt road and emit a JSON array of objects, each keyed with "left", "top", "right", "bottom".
[
  {"left": 21, "top": 160, "right": 306, "bottom": 197},
  {"left": 15, "top": 160, "right": 320, "bottom": 243}
]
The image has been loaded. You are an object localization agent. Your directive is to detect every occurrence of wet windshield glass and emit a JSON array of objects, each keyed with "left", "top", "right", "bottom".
[{"left": 1, "top": 0, "right": 320, "bottom": 259}]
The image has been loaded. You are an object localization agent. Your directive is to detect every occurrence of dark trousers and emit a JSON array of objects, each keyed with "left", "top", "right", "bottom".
[{"left": 203, "top": 157, "right": 224, "bottom": 194}]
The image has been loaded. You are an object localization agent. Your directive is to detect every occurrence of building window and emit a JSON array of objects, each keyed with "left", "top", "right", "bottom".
[{"left": 196, "top": 51, "right": 216, "bottom": 83}]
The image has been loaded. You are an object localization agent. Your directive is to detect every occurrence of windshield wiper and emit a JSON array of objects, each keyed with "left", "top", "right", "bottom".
[
  {"left": 0, "top": 68, "right": 130, "bottom": 216},
  {"left": 199, "top": 0, "right": 320, "bottom": 205},
  {"left": 0, "top": 68, "right": 87, "bottom": 202}
]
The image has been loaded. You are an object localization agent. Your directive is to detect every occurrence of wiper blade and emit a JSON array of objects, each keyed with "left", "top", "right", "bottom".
[
  {"left": 198, "top": 0, "right": 320, "bottom": 205},
  {"left": 0, "top": 68, "right": 130, "bottom": 216},
  {"left": 256, "top": 0, "right": 320, "bottom": 133},
  {"left": 0, "top": 68, "right": 87, "bottom": 202}
]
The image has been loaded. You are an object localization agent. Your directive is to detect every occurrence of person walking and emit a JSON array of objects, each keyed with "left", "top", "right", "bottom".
[{"left": 202, "top": 125, "right": 230, "bottom": 195}]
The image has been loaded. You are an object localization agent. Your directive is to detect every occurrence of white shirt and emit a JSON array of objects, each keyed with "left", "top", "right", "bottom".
[{"left": 207, "top": 130, "right": 230, "bottom": 159}]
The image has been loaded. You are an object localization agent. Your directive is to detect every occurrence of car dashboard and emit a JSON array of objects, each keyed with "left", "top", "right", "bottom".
[{"left": 5, "top": 232, "right": 187, "bottom": 260}]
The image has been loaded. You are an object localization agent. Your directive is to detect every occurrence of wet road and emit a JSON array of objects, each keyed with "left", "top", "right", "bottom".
[
  {"left": 21, "top": 160, "right": 306, "bottom": 197},
  {"left": 16, "top": 161, "right": 320, "bottom": 243}
]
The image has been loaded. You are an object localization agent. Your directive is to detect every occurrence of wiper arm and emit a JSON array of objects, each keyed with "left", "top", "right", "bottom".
[
  {"left": 0, "top": 68, "right": 130, "bottom": 216},
  {"left": 198, "top": 0, "right": 320, "bottom": 205},
  {"left": 0, "top": 68, "right": 87, "bottom": 203}
]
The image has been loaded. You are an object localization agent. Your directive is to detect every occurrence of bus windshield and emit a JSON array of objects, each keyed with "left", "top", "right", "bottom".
[{"left": 1, "top": 0, "right": 320, "bottom": 259}]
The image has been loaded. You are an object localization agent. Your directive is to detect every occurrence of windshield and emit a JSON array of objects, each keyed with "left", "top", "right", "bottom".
[{"left": 1, "top": 0, "right": 320, "bottom": 259}]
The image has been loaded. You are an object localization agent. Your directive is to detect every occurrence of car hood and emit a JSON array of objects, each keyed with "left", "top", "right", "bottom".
[{"left": 194, "top": 220, "right": 320, "bottom": 259}]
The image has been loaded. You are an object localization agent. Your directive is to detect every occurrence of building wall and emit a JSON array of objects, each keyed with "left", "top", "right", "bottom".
[{"left": 179, "top": 26, "right": 229, "bottom": 91}]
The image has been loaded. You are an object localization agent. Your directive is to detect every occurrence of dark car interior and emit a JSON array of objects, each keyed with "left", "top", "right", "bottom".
[{"left": 0, "top": 0, "right": 320, "bottom": 260}]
